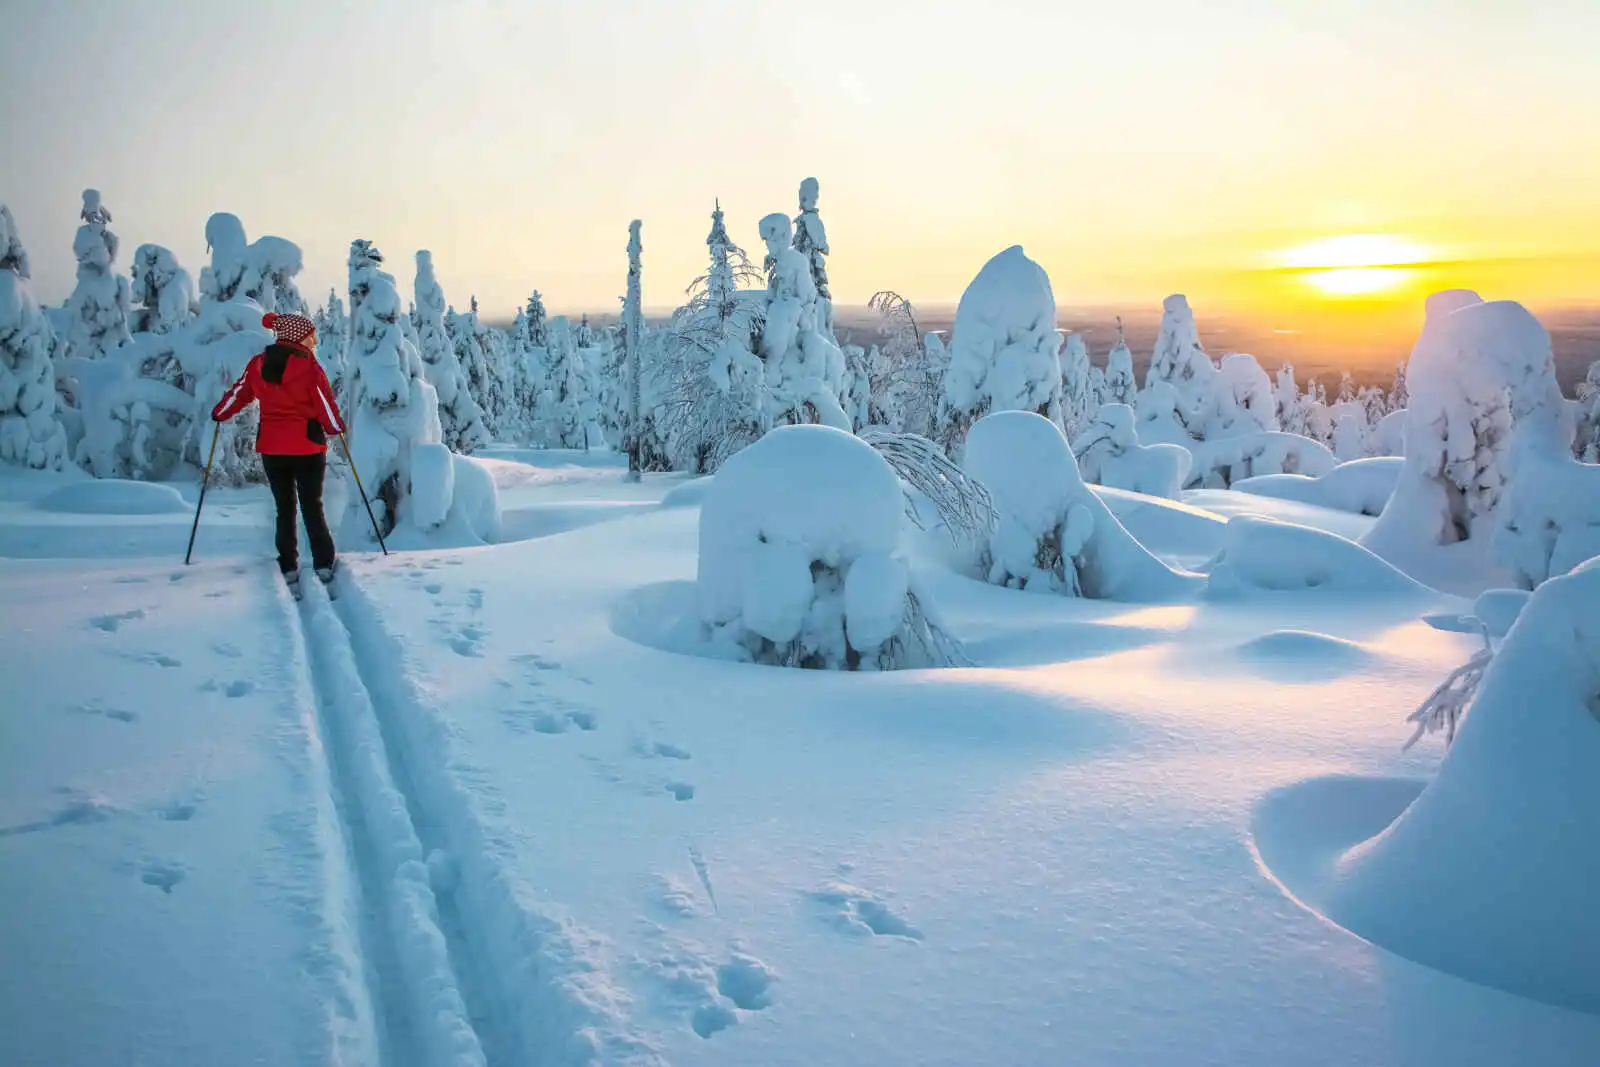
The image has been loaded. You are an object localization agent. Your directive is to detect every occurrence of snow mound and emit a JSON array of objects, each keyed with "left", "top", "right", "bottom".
[
  {"left": 1206, "top": 516, "right": 1429, "bottom": 596},
  {"left": 1326, "top": 560, "right": 1600, "bottom": 1013},
  {"left": 1233, "top": 630, "right": 1373, "bottom": 681},
  {"left": 964, "top": 411, "right": 1199, "bottom": 601},
  {"left": 696, "top": 424, "right": 961, "bottom": 670},
  {"left": 659, "top": 478, "right": 711, "bottom": 509},
  {"left": 33, "top": 479, "right": 189, "bottom": 515},
  {"left": 1234, "top": 457, "right": 1402, "bottom": 517},
  {"left": 1184, "top": 432, "right": 1335, "bottom": 489}
]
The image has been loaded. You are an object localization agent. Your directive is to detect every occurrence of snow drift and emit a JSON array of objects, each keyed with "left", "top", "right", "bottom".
[
  {"left": 1328, "top": 558, "right": 1600, "bottom": 1013},
  {"left": 1233, "top": 457, "right": 1402, "bottom": 517},
  {"left": 1206, "top": 516, "right": 1428, "bottom": 596}
]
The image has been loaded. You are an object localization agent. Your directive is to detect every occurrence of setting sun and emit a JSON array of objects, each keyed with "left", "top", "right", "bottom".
[{"left": 1280, "top": 234, "right": 1433, "bottom": 298}]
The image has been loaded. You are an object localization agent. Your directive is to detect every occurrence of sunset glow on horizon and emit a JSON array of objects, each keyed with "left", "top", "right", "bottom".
[{"left": 3, "top": 1, "right": 1597, "bottom": 320}]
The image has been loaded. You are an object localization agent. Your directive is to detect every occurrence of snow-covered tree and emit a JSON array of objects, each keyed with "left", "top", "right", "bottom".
[
  {"left": 1145, "top": 295, "right": 1216, "bottom": 438},
  {"left": 1575, "top": 359, "right": 1600, "bottom": 463},
  {"left": 1210, "top": 352, "right": 1279, "bottom": 437},
  {"left": 936, "top": 246, "right": 1062, "bottom": 459},
  {"left": 793, "top": 177, "right": 833, "bottom": 336},
  {"left": 1072, "top": 403, "right": 1190, "bottom": 499},
  {"left": 655, "top": 203, "right": 767, "bottom": 473},
  {"left": 446, "top": 299, "right": 493, "bottom": 435},
  {"left": 129, "top": 244, "right": 198, "bottom": 335},
  {"left": 61, "top": 189, "right": 132, "bottom": 363},
  {"left": 867, "top": 290, "right": 937, "bottom": 436},
  {"left": 347, "top": 239, "right": 384, "bottom": 331},
  {"left": 1059, "top": 331, "right": 1094, "bottom": 439},
  {"left": 413, "top": 251, "right": 488, "bottom": 454},
  {"left": 525, "top": 290, "right": 549, "bottom": 349},
  {"left": 343, "top": 240, "right": 446, "bottom": 538},
  {"left": 757, "top": 212, "right": 850, "bottom": 432},
  {"left": 0, "top": 206, "right": 70, "bottom": 470},
  {"left": 1273, "top": 363, "right": 1306, "bottom": 435},
  {"left": 1104, "top": 318, "right": 1137, "bottom": 406},
  {"left": 313, "top": 290, "right": 349, "bottom": 402},
  {"left": 201, "top": 213, "right": 305, "bottom": 314},
  {"left": 543, "top": 315, "right": 604, "bottom": 449},
  {"left": 1388, "top": 361, "right": 1409, "bottom": 413},
  {"left": 1366, "top": 291, "right": 1587, "bottom": 578},
  {"left": 1333, "top": 408, "right": 1366, "bottom": 462}
]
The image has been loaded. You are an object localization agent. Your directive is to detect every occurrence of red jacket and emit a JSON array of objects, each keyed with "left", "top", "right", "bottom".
[{"left": 213, "top": 343, "right": 345, "bottom": 455}]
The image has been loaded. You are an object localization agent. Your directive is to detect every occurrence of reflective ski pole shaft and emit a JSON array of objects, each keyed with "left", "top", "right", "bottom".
[{"left": 184, "top": 423, "right": 221, "bottom": 565}]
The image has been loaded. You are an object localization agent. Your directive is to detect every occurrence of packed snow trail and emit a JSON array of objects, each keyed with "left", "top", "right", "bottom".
[
  {"left": 298, "top": 568, "right": 661, "bottom": 1067},
  {"left": 293, "top": 576, "right": 490, "bottom": 1067}
]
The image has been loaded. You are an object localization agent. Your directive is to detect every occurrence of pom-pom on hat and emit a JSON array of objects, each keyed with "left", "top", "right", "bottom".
[{"left": 263, "top": 312, "right": 316, "bottom": 348}]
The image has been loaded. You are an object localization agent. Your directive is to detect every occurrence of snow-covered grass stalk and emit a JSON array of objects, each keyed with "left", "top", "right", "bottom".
[{"left": 1403, "top": 621, "right": 1493, "bottom": 750}]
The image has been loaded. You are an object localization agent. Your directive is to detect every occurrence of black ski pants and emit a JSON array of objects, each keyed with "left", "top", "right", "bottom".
[{"left": 262, "top": 452, "right": 336, "bottom": 574}]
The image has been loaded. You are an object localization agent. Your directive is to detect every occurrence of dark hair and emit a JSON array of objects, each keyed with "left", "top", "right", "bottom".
[{"left": 261, "top": 342, "right": 302, "bottom": 384}]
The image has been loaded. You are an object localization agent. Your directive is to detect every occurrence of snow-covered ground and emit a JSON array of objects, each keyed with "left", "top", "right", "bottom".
[{"left": 3, "top": 449, "right": 1597, "bottom": 1067}]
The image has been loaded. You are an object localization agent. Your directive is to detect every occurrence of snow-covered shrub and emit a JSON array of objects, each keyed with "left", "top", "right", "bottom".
[
  {"left": 343, "top": 241, "right": 446, "bottom": 539},
  {"left": 1206, "top": 516, "right": 1426, "bottom": 596},
  {"left": 0, "top": 205, "right": 70, "bottom": 470},
  {"left": 937, "top": 246, "right": 1062, "bottom": 459},
  {"left": 1185, "top": 430, "right": 1336, "bottom": 489},
  {"left": 1331, "top": 557, "right": 1600, "bottom": 1015},
  {"left": 964, "top": 411, "right": 1196, "bottom": 600},
  {"left": 1133, "top": 380, "right": 1192, "bottom": 447},
  {"left": 60, "top": 189, "right": 132, "bottom": 363},
  {"left": 696, "top": 425, "right": 961, "bottom": 670},
  {"left": 1365, "top": 293, "right": 1585, "bottom": 581},
  {"left": 129, "top": 244, "right": 197, "bottom": 335},
  {"left": 1072, "top": 403, "right": 1191, "bottom": 499},
  {"left": 1332, "top": 404, "right": 1366, "bottom": 462},
  {"left": 866, "top": 290, "right": 939, "bottom": 435},
  {"left": 1233, "top": 456, "right": 1403, "bottom": 517},
  {"left": 758, "top": 213, "right": 849, "bottom": 431},
  {"left": 859, "top": 428, "right": 997, "bottom": 551},
  {"left": 413, "top": 251, "right": 488, "bottom": 454}
]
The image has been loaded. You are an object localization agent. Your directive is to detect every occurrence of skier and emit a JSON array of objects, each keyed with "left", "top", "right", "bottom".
[{"left": 212, "top": 312, "right": 345, "bottom": 597}]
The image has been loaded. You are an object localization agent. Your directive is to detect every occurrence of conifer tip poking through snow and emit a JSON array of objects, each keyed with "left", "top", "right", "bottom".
[
  {"left": 696, "top": 424, "right": 961, "bottom": 670},
  {"left": 758, "top": 213, "right": 849, "bottom": 432}
]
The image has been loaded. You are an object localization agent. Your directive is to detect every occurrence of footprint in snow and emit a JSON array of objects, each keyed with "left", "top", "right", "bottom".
[
  {"left": 0, "top": 795, "right": 118, "bottom": 838},
  {"left": 666, "top": 782, "right": 696, "bottom": 802},
  {"left": 466, "top": 589, "right": 483, "bottom": 611},
  {"left": 224, "top": 680, "right": 253, "bottom": 698},
  {"left": 157, "top": 799, "right": 198, "bottom": 822},
  {"left": 140, "top": 861, "right": 186, "bottom": 894},
  {"left": 513, "top": 652, "right": 561, "bottom": 672},
  {"left": 68, "top": 701, "right": 138, "bottom": 724},
  {"left": 636, "top": 740, "right": 692, "bottom": 761},
  {"left": 120, "top": 650, "right": 182, "bottom": 668},
  {"left": 808, "top": 882, "right": 924, "bottom": 941},
  {"left": 90, "top": 609, "right": 145, "bottom": 632},
  {"left": 211, "top": 641, "right": 242, "bottom": 659},
  {"left": 424, "top": 583, "right": 443, "bottom": 595}
]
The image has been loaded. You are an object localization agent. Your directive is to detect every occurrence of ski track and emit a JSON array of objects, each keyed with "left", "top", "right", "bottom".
[{"left": 295, "top": 569, "right": 660, "bottom": 1067}]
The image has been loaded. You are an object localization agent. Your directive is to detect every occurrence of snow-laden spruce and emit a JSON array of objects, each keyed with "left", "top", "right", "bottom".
[
  {"left": 1365, "top": 292, "right": 1598, "bottom": 586},
  {"left": 0, "top": 205, "right": 70, "bottom": 470},
  {"left": 445, "top": 297, "right": 492, "bottom": 431},
  {"left": 1104, "top": 321, "right": 1137, "bottom": 407},
  {"left": 655, "top": 202, "right": 767, "bottom": 473},
  {"left": 937, "top": 246, "right": 1063, "bottom": 459},
  {"left": 130, "top": 244, "right": 198, "bottom": 335},
  {"left": 413, "top": 251, "right": 488, "bottom": 454},
  {"left": 963, "top": 411, "right": 1196, "bottom": 600},
  {"left": 343, "top": 240, "right": 450, "bottom": 539},
  {"left": 1573, "top": 358, "right": 1600, "bottom": 463},
  {"left": 202, "top": 212, "right": 306, "bottom": 314},
  {"left": 697, "top": 424, "right": 961, "bottom": 670},
  {"left": 1072, "top": 403, "right": 1191, "bottom": 499},
  {"left": 313, "top": 290, "right": 349, "bottom": 402},
  {"left": 1059, "top": 331, "right": 1094, "bottom": 439},
  {"left": 758, "top": 213, "right": 849, "bottom": 432},
  {"left": 543, "top": 315, "right": 604, "bottom": 449},
  {"left": 793, "top": 177, "right": 833, "bottom": 336},
  {"left": 60, "top": 189, "right": 132, "bottom": 363},
  {"left": 1141, "top": 294, "right": 1214, "bottom": 436},
  {"left": 1329, "top": 557, "right": 1600, "bottom": 1015}
]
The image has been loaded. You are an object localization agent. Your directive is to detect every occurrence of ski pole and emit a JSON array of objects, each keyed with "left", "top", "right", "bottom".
[
  {"left": 339, "top": 432, "right": 389, "bottom": 556},
  {"left": 184, "top": 423, "right": 221, "bottom": 565}
]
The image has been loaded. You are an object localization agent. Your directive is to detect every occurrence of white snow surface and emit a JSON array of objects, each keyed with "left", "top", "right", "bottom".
[{"left": 3, "top": 444, "right": 1598, "bottom": 1067}]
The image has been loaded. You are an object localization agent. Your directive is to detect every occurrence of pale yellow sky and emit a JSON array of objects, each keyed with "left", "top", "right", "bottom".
[{"left": 4, "top": 0, "right": 1597, "bottom": 320}]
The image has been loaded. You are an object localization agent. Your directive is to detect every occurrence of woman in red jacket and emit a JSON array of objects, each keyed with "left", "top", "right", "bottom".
[{"left": 213, "top": 312, "right": 345, "bottom": 594}]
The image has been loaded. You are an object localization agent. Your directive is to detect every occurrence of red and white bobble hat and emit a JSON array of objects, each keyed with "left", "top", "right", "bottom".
[{"left": 263, "top": 312, "right": 316, "bottom": 348}]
